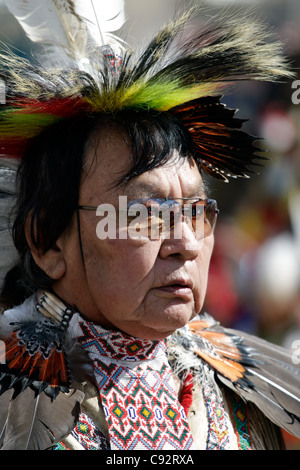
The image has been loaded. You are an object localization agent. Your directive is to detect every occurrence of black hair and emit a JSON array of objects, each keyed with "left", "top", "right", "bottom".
[{"left": 5, "top": 108, "right": 195, "bottom": 300}]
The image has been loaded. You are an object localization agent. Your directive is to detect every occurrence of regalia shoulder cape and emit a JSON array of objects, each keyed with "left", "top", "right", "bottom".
[{"left": 0, "top": 292, "right": 299, "bottom": 450}]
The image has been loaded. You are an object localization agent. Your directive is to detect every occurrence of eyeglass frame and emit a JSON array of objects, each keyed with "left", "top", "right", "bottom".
[{"left": 78, "top": 197, "right": 219, "bottom": 239}]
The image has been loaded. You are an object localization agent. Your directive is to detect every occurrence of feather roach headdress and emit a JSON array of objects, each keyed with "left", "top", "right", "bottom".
[{"left": 0, "top": 2, "right": 293, "bottom": 181}]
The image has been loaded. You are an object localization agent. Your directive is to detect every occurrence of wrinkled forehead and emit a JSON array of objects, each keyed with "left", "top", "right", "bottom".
[
  {"left": 81, "top": 111, "right": 196, "bottom": 187},
  {"left": 123, "top": 161, "right": 206, "bottom": 199},
  {"left": 80, "top": 127, "right": 204, "bottom": 203}
]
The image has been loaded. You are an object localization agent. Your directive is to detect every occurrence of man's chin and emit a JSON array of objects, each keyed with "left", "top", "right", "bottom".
[{"left": 133, "top": 309, "right": 195, "bottom": 340}]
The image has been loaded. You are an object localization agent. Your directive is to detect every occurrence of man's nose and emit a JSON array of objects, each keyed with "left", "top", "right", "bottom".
[{"left": 159, "top": 217, "right": 203, "bottom": 260}]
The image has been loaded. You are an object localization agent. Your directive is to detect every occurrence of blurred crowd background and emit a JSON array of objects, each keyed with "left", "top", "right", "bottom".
[{"left": 0, "top": 0, "right": 299, "bottom": 449}]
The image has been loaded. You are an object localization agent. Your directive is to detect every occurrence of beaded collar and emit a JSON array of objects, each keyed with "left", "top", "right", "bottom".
[
  {"left": 76, "top": 320, "right": 195, "bottom": 451},
  {"left": 76, "top": 321, "right": 167, "bottom": 362}
]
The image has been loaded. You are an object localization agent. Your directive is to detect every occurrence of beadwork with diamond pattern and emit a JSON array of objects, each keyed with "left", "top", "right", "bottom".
[{"left": 78, "top": 322, "right": 195, "bottom": 450}]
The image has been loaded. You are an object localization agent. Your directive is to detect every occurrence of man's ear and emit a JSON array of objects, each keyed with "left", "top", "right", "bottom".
[{"left": 24, "top": 213, "right": 66, "bottom": 280}]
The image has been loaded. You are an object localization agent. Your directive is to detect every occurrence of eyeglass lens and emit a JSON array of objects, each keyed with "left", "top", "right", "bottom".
[{"left": 126, "top": 198, "right": 219, "bottom": 239}]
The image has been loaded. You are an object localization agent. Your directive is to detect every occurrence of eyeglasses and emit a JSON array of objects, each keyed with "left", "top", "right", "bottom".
[{"left": 78, "top": 197, "right": 219, "bottom": 240}]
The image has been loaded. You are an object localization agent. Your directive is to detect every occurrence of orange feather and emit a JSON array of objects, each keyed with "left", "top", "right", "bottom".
[{"left": 194, "top": 349, "right": 245, "bottom": 382}]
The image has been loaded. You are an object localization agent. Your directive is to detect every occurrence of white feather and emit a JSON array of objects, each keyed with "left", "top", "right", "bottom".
[
  {"left": 74, "top": 0, "right": 126, "bottom": 50},
  {"left": 2, "top": 0, "right": 126, "bottom": 67}
]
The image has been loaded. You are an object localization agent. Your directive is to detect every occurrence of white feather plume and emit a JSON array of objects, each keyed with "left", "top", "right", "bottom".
[
  {"left": 2, "top": 0, "right": 127, "bottom": 68},
  {"left": 74, "top": 0, "right": 126, "bottom": 49}
]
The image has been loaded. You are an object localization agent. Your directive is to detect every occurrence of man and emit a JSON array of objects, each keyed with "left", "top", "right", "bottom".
[{"left": 0, "top": 4, "right": 299, "bottom": 450}]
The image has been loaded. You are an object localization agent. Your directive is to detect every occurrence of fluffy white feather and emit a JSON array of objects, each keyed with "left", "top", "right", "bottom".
[
  {"left": 74, "top": 0, "right": 126, "bottom": 50},
  {"left": 2, "top": 0, "right": 126, "bottom": 67}
]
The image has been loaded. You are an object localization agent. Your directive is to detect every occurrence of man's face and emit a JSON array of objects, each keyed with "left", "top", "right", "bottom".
[{"left": 54, "top": 130, "right": 215, "bottom": 339}]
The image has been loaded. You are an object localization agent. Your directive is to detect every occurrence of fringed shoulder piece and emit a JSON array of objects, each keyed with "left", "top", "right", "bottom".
[
  {"left": 168, "top": 314, "right": 300, "bottom": 439},
  {"left": 0, "top": 293, "right": 87, "bottom": 449}
]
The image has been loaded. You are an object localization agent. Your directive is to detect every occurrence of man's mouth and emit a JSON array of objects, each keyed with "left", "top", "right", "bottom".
[{"left": 155, "top": 279, "right": 194, "bottom": 299}]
